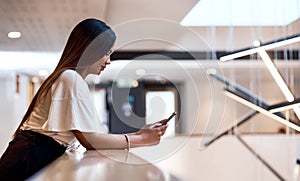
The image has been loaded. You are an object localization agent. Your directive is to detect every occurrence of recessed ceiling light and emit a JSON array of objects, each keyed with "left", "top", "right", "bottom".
[
  {"left": 135, "top": 69, "right": 146, "bottom": 76},
  {"left": 38, "top": 70, "right": 49, "bottom": 76},
  {"left": 253, "top": 40, "right": 261, "bottom": 47},
  {"left": 8, "top": 31, "right": 21, "bottom": 39},
  {"left": 32, "top": 77, "right": 40, "bottom": 83}
]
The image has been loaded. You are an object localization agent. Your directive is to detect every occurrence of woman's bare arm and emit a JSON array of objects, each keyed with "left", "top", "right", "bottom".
[{"left": 72, "top": 121, "right": 168, "bottom": 150}]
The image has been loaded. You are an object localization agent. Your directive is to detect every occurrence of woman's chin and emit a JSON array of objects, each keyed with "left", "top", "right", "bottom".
[{"left": 97, "top": 70, "right": 103, "bottom": 75}]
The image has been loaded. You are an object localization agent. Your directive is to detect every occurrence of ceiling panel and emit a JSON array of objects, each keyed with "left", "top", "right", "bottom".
[{"left": 0, "top": 0, "right": 107, "bottom": 51}]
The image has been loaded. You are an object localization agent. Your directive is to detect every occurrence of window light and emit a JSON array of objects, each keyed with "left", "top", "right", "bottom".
[{"left": 181, "top": 0, "right": 300, "bottom": 26}]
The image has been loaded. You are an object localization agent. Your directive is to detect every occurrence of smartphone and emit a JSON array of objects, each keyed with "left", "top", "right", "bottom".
[{"left": 161, "top": 112, "right": 177, "bottom": 125}]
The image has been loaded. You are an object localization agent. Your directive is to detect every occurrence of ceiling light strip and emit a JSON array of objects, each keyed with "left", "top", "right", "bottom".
[
  {"left": 220, "top": 34, "right": 300, "bottom": 61},
  {"left": 269, "top": 103, "right": 300, "bottom": 113},
  {"left": 258, "top": 50, "right": 294, "bottom": 102},
  {"left": 224, "top": 90, "right": 300, "bottom": 132},
  {"left": 258, "top": 50, "right": 300, "bottom": 120},
  {"left": 292, "top": 107, "right": 300, "bottom": 121}
]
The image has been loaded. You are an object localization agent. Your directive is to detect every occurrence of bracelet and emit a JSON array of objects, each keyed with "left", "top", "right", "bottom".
[{"left": 124, "top": 134, "right": 130, "bottom": 151}]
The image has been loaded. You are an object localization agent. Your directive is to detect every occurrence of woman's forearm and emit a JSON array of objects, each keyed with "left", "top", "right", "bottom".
[
  {"left": 75, "top": 131, "right": 143, "bottom": 150},
  {"left": 85, "top": 132, "right": 129, "bottom": 150},
  {"left": 72, "top": 122, "right": 167, "bottom": 150}
]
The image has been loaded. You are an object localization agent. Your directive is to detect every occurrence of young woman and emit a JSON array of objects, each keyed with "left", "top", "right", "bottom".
[{"left": 0, "top": 18, "right": 168, "bottom": 180}]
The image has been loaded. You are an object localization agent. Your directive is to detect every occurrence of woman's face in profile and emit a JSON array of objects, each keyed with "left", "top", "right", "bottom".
[{"left": 87, "top": 48, "right": 114, "bottom": 75}]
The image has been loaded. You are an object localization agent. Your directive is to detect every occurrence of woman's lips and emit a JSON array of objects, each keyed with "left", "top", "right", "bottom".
[{"left": 101, "top": 66, "right": 106, "bottom": 71}]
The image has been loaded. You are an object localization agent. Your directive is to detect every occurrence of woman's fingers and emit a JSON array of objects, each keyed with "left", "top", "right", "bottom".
[
  {"left": 153, "top": 124, "right": 167, "bottom": 130},
  {"left": 155, "top": 125, "right": 167, "bottom": 137},
  {"left": 158, "top": 119, "right": 168, "bottom": 125},
  {"left": 152, "top": 122, "right": 163, "bottom": 128}
]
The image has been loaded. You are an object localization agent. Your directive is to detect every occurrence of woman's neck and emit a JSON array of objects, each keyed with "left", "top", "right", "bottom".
[{"left": 77, "top": 69, "right": 89, "bottom": 79}]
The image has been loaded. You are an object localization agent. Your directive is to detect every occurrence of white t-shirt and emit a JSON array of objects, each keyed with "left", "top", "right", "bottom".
[{"left": 21, "top": 70, "right": 107, "bottom": 146}]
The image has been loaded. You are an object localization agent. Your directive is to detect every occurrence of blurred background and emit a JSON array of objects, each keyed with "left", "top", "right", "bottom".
[{"left": 0, "top": 0, "right": 300, "bottom": 180}]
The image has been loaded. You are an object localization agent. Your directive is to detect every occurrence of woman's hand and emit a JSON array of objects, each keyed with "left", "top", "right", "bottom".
[{"left": 133, "top": 120, "right": 168, "bottom": 146}]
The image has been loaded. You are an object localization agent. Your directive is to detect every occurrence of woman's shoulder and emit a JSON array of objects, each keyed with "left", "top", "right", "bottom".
[
  {"left": 60, "top": 70, "right": 84, "bottom": 83},
  {"left": 60, "top": 69, "right": 81, "bottom": 78},
  {"left": 52, "top": 70, "right": 89, "bottom": 97},
  {"left": 56, "top": 70, "right": 86, "bottom": 89}
]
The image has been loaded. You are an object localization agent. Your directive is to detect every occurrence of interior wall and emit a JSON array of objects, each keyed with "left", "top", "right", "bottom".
[{"left": 0, "top": 71, "right": 29, "bottom": 155}]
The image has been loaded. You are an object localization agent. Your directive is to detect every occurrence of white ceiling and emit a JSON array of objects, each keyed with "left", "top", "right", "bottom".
[
  {"left": 0, "top": 0, "right": 199, "bottom": 51},
  {"left": 0, "top": 0, "right": 300, "bottom": 86},
  {"left": 1, "top": 0, "right": 299, "bottom": 52},
  {"left": 1, "top": 0, "right": 300, "bottom": 110}
]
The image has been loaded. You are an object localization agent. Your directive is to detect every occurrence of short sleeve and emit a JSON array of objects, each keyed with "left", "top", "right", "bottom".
[{"left": 44, "top": 70, "right": 107, "bottom": 133}]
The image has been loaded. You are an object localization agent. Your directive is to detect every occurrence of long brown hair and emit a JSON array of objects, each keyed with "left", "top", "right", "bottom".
[{"left": 13, "top": 18, "right": 116, "bottom": 137}]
